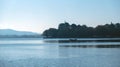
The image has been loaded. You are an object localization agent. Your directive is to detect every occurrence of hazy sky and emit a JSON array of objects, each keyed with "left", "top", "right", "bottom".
[{"left": 0, "top": 0, "right": 120, "bottom": 33}]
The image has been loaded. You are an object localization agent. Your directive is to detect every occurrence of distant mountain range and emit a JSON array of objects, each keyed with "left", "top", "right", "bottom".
[{"left": 0, "top": 29, "right": 40, "bottom": 36}]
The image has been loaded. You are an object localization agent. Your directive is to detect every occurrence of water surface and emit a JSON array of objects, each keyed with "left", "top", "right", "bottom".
[{"left": 0, "top": 38, "right": 120, "bottom": 67}]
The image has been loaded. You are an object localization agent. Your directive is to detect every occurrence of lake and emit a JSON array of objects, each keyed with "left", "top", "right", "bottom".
[{"left": 0, "top": 38, "right": 120, "bottom": 67}]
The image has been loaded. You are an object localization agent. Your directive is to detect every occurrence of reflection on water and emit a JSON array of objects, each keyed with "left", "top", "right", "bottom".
[
  {"left": 59, "top": 44, "right": 120, "bottom": 48},
  {"left": 44, "top": 38, "right": 120, "bottom": 43},
  {"left": 0, "top": 38, "right": 120, "bottom": 67}
]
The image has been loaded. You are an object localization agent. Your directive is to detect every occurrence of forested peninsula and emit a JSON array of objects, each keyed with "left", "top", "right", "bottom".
[{"left": 43, "top": 22, "right": 120, "bottom": 38}]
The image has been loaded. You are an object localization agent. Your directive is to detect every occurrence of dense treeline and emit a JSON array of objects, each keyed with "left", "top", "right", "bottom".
[{"left": 42, "top": 22, "right": 120, "bottom": 38}]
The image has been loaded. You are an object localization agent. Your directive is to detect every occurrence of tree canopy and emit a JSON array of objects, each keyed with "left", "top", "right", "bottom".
[{"left": 42, "top": 22, "right": 120, "bottom": 38}]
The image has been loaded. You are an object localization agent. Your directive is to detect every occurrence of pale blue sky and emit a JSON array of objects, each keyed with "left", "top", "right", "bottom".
[{"left": 0, "top": 0, "right": 120, "bottom": 33}]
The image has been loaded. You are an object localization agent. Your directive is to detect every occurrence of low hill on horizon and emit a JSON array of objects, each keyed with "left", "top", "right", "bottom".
[{"left": 0, "top": 29, "right": 40, "bottom": 36}]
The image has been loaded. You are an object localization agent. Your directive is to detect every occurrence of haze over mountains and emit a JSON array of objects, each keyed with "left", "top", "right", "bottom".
[{"left": 0, "top": 29, "right": 40, "bottom": 36}]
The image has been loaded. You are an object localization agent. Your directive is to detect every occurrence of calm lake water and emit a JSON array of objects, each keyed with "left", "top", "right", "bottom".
[{"left": 0, "top": 38, "right": 120, "bottom": 67}]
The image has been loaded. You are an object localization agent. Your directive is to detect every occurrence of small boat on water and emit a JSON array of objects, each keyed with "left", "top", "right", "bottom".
[
  {"left": 58, "top": 38, "right": 78, "bottom": 43},
  {"left": 69, "top": 38, "right": 78, "bottom": 42}
]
